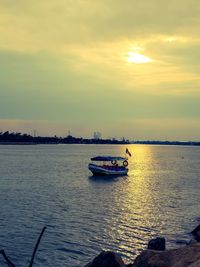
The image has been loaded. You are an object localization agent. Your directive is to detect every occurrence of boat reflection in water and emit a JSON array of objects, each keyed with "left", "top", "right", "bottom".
[{"left": 88, "top": 156, "right": 129, "bottom": 176}]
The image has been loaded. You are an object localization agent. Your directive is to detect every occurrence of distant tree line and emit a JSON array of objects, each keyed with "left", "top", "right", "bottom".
[
  {"left": 0, "top": 131, "right": 130, "bottom": 145},
  {"left": 0, "top": 131, "right": 199, "bottom": 146},
  {"left": 132, "top": 140, "right": 200, "bottom": 146}
]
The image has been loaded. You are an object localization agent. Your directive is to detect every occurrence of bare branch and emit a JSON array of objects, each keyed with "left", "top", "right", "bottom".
[
  {"left": 28, "top": 226, "right": 47, "bottom": 267},
  {"left": 0, "top": 249, "right": 16, "bottom": 267}
]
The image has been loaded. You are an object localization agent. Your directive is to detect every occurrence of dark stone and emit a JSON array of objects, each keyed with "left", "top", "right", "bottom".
[
  {"left": 84, "top": 251, "right": 125, "bottom": 267},
  {"left": 133, "top": 242, "right": 200, "bottom": 267},
  {"left": 191, "top": 224, "right": 200, "bottom": 242},
  {"left": 147, "top": 237, "right": 166, "bottom": 251}
]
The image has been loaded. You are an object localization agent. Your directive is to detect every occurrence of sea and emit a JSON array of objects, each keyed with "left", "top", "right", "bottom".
[{"left": 0, "top": 144, "right": 199, "bottom": 266}]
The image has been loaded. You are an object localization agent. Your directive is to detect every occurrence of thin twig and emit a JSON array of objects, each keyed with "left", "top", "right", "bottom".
[
  {"left": 28, "top": 226, "right": 47, "bottom": 267},
  {"left": 0, "top": 249, "right": 16, "bottom": 267}
]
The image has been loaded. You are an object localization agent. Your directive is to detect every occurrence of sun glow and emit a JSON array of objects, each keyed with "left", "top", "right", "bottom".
[{"left": 127, "top": 52, "right": 152, "bottom": 63}]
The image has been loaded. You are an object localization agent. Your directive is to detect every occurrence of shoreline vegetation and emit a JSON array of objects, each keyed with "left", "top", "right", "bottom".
[{"left": 0, "top": 131, "right": 200, "bottom": 146}]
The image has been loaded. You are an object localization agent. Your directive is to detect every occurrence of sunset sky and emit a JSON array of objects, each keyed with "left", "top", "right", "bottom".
[{"left": 0, "top": 0, "right": 200, "bottom": 140}]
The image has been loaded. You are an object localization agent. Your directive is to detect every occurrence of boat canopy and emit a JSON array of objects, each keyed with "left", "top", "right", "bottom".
[{"left": 91, "top": 156, "right": 127, "bottom": 161}]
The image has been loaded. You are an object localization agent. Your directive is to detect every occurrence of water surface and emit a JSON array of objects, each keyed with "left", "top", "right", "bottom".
[{"left": 0, "top": 144, "right": 199, "bottom": 266}]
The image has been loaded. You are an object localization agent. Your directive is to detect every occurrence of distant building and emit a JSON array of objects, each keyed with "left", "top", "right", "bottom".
[{"left": 93, "top": 131, "right": 101, "bottom": 140}]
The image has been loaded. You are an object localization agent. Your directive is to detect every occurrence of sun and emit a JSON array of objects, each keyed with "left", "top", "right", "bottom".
[{"left": 127, "top": 52, "right": 152, "bottom": 63}]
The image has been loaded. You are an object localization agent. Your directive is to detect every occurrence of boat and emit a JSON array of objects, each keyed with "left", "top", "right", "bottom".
[{"left": 88, "top": 156, "right": 129, "bottom": 176}]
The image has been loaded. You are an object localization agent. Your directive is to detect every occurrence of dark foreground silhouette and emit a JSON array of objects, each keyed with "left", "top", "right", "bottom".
[
  {"left": 84, "top": 224, "right": 200, "bottom": 267},
  {"left": 0, "top": 227, "right": 46, "bottom": 267}
]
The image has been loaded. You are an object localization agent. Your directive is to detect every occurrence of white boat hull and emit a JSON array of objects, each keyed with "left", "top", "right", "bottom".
[{"left": 88, "top": 163, "right": 128, "bottom": 176}]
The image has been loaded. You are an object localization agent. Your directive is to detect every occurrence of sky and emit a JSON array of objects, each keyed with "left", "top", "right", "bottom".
[{"left": 0, "top": 0, "right": 200, "bottom": 140}]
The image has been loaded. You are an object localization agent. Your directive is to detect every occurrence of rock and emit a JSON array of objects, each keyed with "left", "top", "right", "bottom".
[
  {"left": 148, "top": 237, "right": 166, "bottom": 251},
  {"left": 191, "top": 224, "right": 200, "bottom": 242},
  {"left": 132, "top": 242, "right": 200, "bottom": 267},
  {"left": 84, "top": 251, "right": 126, "bottom": 267}
]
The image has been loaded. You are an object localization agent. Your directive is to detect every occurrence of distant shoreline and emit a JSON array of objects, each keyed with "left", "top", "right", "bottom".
[
  {"left": 0, "top": 142, "right": 37, "bottom": 145},
  {"left": 131, "top": 141, "right": 200, "bottom": 146},
  {"left": 0, "top": 141, "right": 200, "bottom": 146},
  {"left": 0, "top": 131, "right": 199, "bottom": 146}
]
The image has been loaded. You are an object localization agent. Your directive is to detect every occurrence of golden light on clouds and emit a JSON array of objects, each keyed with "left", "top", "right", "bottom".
[{"left": 127, "top": 52, "right": 152, "bottom": 64}]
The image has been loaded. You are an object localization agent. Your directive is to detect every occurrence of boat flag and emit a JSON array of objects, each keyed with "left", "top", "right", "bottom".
[{"left": 126, "top": 148, "right": 132, "bottom": 157}]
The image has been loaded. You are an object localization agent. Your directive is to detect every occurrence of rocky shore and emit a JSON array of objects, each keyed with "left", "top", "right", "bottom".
[{"left": 84, "top": 224, "right": 200, "bottom": 267}]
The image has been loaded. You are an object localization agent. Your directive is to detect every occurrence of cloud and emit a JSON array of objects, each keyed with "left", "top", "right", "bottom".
[
  {"left": 1, "top": 0, "right": 200, "bottom": 49},
  {"left": 0, "top": 0, "right": 200, "bottom": 139}
]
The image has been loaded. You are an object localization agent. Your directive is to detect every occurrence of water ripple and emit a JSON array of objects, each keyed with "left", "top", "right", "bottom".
[{"left": 0, "top": 144, "right": 199, "bottom": 266}]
